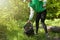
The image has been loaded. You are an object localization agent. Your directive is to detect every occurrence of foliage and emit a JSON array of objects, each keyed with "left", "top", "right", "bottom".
[
  {"left": 0, "top": 0, "right": 60, "bottom": 40},
  {"left": 47, "top": 0, "right": 60, "bottom": 19},
  {"left": 11, "top": 19, "right": 60, "bottom": 40}
]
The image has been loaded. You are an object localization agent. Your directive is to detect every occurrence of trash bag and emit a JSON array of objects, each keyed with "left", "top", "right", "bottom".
[{"left": 24, "top": 22, "right": 34, "bottom": 36}]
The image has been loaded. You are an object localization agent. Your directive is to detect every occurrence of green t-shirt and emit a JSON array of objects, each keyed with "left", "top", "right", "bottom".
[{"left": 29, "top": 0, "right": 46, "bottom": 12}]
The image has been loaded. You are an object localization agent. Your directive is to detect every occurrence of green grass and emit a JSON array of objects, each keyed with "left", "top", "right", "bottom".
[
  {"left": 0, "top": 0, "right": 60, "bottom": 40},
  {"left": 0, "top": 19, "right": 60, "bottom": 40}
]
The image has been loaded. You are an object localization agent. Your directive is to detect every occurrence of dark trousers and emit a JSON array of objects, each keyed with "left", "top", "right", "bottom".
[{"left": 36, "top": 10, "right": 48, "bottom": 34}]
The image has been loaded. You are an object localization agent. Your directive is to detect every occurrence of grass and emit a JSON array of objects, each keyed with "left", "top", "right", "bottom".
[
  {"left": 0, "top": 19, "right": 60, "bottom": 40},
  {"left": 0, "top": 0, "right": 60, "bottom": 40}
]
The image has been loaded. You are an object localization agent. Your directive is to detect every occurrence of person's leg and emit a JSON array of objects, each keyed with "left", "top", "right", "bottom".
[
  {"left": 36, "top": 13, "right": 41, "bottom": 34},
  {"left": 41, "top": 10, "right": 50, "bottom": 40},
  {"left": 41, "top": 10, "right": 48, "bottom": 34}
]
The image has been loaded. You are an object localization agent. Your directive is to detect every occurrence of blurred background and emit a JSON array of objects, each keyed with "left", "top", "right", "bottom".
[{"left": 0, "top": 0, "right": 60, "bottom": 40}]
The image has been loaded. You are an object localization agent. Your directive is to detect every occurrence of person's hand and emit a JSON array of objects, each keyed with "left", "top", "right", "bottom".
[{"left": 27, "top": 20, "right": 31, "bottom": 23}]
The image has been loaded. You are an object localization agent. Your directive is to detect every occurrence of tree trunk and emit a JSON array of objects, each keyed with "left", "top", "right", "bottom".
[{"left": 47, "top": 26, "right": 60, "bottom": 33}]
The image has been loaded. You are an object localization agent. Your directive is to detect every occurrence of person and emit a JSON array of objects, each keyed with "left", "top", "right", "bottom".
[{"left": 24, "top": 0, "right": 49, "bottom": 37}]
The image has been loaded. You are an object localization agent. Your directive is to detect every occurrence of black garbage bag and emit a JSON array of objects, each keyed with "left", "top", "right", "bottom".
[{"left": 24, "top": 22, "right": 34, "bottom": 36}]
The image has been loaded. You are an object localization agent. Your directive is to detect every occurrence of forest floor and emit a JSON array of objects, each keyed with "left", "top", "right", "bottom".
[{"left": 0, "top": 19, "right": 60, "bottom": 40}]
